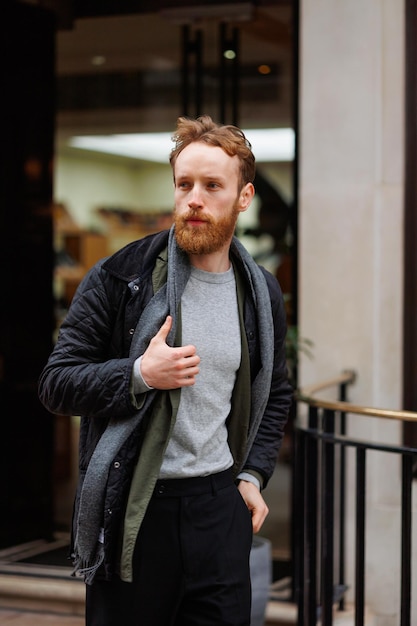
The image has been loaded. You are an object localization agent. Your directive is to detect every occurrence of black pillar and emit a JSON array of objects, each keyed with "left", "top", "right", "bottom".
[
  {"left": 0, "top": 3, "right": 56, "bottom": 547},
  {"left": 403, "top": 0, "right": 417, "bottom": 448}
]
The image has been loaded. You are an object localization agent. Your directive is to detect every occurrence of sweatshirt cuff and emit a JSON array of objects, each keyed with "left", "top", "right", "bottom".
[
  {"left": 132, "top": 356, "right": 154, "bottom": 394},
  {"left": 237, "top": 471, "right": 261, "bottom": 491}
]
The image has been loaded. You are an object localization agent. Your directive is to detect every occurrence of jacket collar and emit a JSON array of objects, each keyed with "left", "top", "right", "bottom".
[{"left": 102, "top": 230, "right": 170, "bottom": 283}]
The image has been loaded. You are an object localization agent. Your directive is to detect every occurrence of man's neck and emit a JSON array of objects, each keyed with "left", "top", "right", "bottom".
[{"left": 189, "top": 248, "right": 231, "bottom": 273}]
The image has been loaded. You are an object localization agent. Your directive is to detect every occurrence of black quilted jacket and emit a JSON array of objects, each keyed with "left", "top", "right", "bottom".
[{"left": 38, "top": 229, "right": 293, "bottom": 578}]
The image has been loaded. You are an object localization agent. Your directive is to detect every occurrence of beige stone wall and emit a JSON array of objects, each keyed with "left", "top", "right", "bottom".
[{"left": 298, "top": 1, "right": 409, "bottom": 622}]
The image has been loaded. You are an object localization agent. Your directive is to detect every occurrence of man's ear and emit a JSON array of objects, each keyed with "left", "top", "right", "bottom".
[{"left": 238, "top": 182, "right": 255, "bottom": 213}]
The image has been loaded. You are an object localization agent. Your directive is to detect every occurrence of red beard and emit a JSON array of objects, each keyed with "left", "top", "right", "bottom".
[{"left": 174, "top": 205, "right": 239, "bottom": 255}]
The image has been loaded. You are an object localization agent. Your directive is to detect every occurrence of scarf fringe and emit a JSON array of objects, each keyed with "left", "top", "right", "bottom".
[{"left": 71, "top": 542, "right": 105, "bottom": 586}]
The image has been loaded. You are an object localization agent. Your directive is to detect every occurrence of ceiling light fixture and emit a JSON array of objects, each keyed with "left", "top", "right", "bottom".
[
  {"left": 258, "top": 64, "right": 272, "bottom": 75},
  {"left": 69, "top": 128, "right": 295, "bottom": 163},
  {"left": 91, "top": 55, "right": 106, "bottom": 66}
]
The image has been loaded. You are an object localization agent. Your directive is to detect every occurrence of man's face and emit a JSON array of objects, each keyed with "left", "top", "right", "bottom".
[{"left": 173, "top": 142, "right": 252, "bottom": 256}]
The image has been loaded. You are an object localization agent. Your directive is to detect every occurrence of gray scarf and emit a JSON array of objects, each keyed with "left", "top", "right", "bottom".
[{"left": 72, "top": 225, "right": 274, "bottom": 584}]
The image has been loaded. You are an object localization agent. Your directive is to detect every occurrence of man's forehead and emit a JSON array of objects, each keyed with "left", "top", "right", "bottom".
[{"left": 175, "top": 142, "right": 239, "bottom": 173}]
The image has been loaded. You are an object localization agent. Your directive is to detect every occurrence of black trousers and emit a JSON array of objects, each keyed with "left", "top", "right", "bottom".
[{"left": 86, "top": 469, "right": 253, "bottom": 626}]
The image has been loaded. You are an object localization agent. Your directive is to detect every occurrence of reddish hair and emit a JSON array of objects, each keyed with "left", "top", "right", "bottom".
[{"left": 169, "top": 115, "right": 256, "bottom": 189}]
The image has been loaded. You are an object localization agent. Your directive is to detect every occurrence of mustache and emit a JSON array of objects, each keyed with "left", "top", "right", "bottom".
[{"left": 178, "top": 211, "right": 212, "bottom": 224}]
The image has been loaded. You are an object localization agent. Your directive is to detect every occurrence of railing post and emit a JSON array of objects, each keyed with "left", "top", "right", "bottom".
[
  {"left": 294, "top": 425, "right": 306, "bottom": 625},
  {"left": 304, "top": 405, "right": 319, "bottom": 625},
  {"left": 338, "top": 383, "right": 347, "bottom": 611},
  {"left": 401, "top": 454, "right": 413, "bottom": 626},
  {"left": 321, "top": 409, "right": 336, "bottom": 626},
  {"left": 355, "top": 447, "right": 366, "bottom": 626}
]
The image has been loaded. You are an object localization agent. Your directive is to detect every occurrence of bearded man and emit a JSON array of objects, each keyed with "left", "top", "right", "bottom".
[{"left": 39, "top": 115, "right": 293, "bottom": 626}]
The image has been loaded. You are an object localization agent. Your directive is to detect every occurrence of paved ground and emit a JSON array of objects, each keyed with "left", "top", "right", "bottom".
[{"left": 0, "top": 610, "right": 84, "bottom": 625}]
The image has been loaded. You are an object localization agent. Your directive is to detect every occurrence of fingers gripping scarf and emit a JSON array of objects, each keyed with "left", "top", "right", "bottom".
[{"left": 72, "top": 226, "right": 274, "bottom": 584}]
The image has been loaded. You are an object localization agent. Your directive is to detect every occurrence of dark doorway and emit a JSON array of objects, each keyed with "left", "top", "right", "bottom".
[
  {"left": 0, "top": 3, "right": 296, "bottom": 575},
  {"left": 0, "top": 3, "right": 55, "bottom": 548}
]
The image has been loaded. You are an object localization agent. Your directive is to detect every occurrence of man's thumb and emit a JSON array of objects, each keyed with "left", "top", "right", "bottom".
[{"left": 156, "top": 315, "right": 172, "bottom": 342}]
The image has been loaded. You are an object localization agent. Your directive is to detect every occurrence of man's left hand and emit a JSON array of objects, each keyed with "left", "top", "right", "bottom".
[{"left": 237, "top": 480, "right": 269, "bottom": 533}]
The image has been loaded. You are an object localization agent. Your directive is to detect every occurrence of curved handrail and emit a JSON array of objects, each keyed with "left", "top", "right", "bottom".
[
  {"left": 297, "top": 369, "right": 417, "bottom": 423},
  {"left": 294, "top": 369, "right": 417, "bottom": 626}
]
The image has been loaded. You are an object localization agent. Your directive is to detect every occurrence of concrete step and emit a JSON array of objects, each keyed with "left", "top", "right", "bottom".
[
  {"left": 0, "top": 536, "right": 83, "bottom": 616},
  {"left": 0, "top": 539, "right": 375, "bottom": 626},
  {"left": 0, "top": 573, "right": 376, "bottom": 626},
  {"left": 0, "top": 572, "right": 84, "bottom": 616},
  {"left": 0, "top": 536, "right": 297, "bottom": 624},
  {"left": 0, "top": 574, "right": 296, "bottom": 624},
  {"left": 0, "top": 570, "right": 294, "bottom": 622},
  {"left": 0, "top": 608, "right": 84, "bottom": 625}
]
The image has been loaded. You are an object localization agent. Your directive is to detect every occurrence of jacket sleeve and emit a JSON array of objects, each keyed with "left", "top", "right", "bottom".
[
  {"left": 38, "top": 262, "right": 138, "bottom": 420},
  {"left": 243, "top": 270, "right": 294, "bottom": 488}
]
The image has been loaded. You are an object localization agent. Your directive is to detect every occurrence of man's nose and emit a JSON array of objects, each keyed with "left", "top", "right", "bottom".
[{"left": 188, "top": 186, "right": 204, "bottom": 208}]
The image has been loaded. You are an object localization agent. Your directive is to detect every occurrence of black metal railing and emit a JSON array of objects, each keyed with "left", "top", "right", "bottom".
[{"left": 293, "top": 371, "right": 417, "bottom": 625}]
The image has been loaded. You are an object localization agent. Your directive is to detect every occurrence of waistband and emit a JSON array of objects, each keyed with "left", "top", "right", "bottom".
[{"left": 153, "top": 468, "right": 234, "bottom": 497}]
